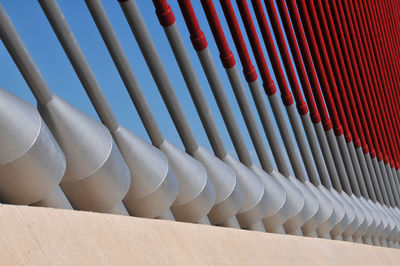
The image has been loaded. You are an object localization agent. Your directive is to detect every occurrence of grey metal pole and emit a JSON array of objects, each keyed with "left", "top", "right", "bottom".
[
  {"left": 298, "top": 113, "right": 350, "bottom": 239},
  {"left": 302, "top": 0, "right": 384, "bottom": 243},
  {"left": 258, "top": 0, "right": 357, "bottom": 240},
  {"left": 39, "top": 0, "right": 180, "bottom": 221},
  {"left": 152, "top": 1, "right": 272, "bottom": 231},
  {"left": 176, "top": 0, "right": 290, "bottom": 234},
  {"left": 230, "top": 0, "right": 339, "bottom": 238},
  {"left": 274, "top": 0, "right": 368, "bottom": 243},
  {"left": 84, "top": 0, "right": 235, "bottom": 227},
  {"left": 324, "top": 2, "right": 400, "bottom": 245},
  {"left": 0, "top": 3, "right": 130, "bottom": 215},
  {"left": 371, "top": 154, "right": 399, "bottom": 247},
  {"left": 365, "top": 152, "right": 394, "bottom": 244},
  {"left": 366, "top": 155, "right": 394, "bottom": 247},
  {"left": 227, "top": 70, "right": 308, "bottom": 236},
  {"left": 199, "top": 0, "right": 320, "bottom": 237},
  {"left": 0, "top": 87, "right": 72, "bottom": 210},
  {"left": 217, "top": 0, "right": 331, "bottom": 238},
  {"left": 287, "top": 0, "right": 379, "bottom": 243},
  {"left": 312, "top": 122, "right": 357, "bottom": 241},
  {"left": 118, "top": 0, "right": 253, "bottom": 227}
]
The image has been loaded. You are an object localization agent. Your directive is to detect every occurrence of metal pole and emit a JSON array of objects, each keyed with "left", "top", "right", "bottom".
[
  {"left": 285, "top": 0, "right": 370, "bottom": 243},
  {"left": 316, "top": 0, "right": 395, "bottom": 245},
  {"left": 0, "top": 3, "right": 130, "bottom": 215},
  {"left": 330, "top": 0, "right": 398, "bottom": 246},
  {"left": 118, "top": 0, "right": 249, "bottom": 226},
  {"left": 378, "top": 1, "right": 400, "bottom": 234},
  {"left": 339, "top": 0, "right": 400, "bottom": 247},
  {"left": 275, "top": 0, "right": 358, "bottom": 242},
  {"left": 203, "top": 0, "right": 312, "bottom": 237},
  {"left": 231, "top": 0, "right": 337, "bottom": 238},
  {"left": 152, "top": 0, "right": 270, "bottom": 231},
  {"left": 353, "top": 0, "right": 400, "bottom": 246},
  {"left": 308, "top": 0, "right": 388, "bottom": 246},
  {"left": 83, "top": 0, "right": 217, "bottom": 223},
  {"left": 373, "top": 0, "right": 400, "bottom": 209},
  {"left": 362, "top": 0, "right": 400, "bottom": 210},
  {"left": 300, "top": 0, "right": 382, "bottom": 245},
  {"left": 39, "top": 0, "right": 179, "bottom": 220},
  {"left": 251, "top": 0, "right": 349, "bottom": 240},
  {"left": 218, "top": 0, "right": 327, "bottom": 238},
  {"left": 319, "top": 0, "right": 394, "bottom": 246},
  {"left": 178, "top": 0, "right": 289, "bottom": 234}
]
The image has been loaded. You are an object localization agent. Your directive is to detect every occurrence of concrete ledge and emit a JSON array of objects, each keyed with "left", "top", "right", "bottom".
[{"left": 0, "top": 204, "right": 399, "bottom": 265}]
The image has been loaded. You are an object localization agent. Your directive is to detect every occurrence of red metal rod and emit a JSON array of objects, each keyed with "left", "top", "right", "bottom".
[
  {"left": 199, "top": 0, "right": 236, "bottom": 69},
  {"left": 284, "top": 0, "right": 343, "bottom": 137},
  {"left": 219, "top": 0, "right": 259, "bottom": 84},
  {"left": 389, "top": 0, "right": 400, "bottom": 61},
  {"left": 301, "top": 0, "right": 375, "bottom": 200},
  {"left": 337, "top": 0, "right": 387, "bottom": 164},
  {"left": 222, "top": 0, "right": 282, "bottom": 99},
  {"left": 249, "top": 0, "right": 305, "bottom": 112},
  {"left": 381, "top": 0, "right": 400, "bottom": 107},
  {"left": 346, "top": 0, "right": 394, "bottom": 168},
  {"left": 318, "top": 0, "right": 369, "bottom": 156},
  {"left": 295, "top": 0, "right": 352, "bottom": 143},
  {"left": 176, "top": 0, "right": 208, "bottom": 51},
  {"left": 331, "top": 0, "right": 382, "bottom": 161},
  {"left": 362, "top": 0, "right": 400, "bottom": 169},
  {"left": 359, "top": 2, "right": 398, "bottom": 164},
  {"left": 307, "top": 0, "right": 361, "bottom": 149},
  {"left": 334, "top": 0, "right": 396, "bottom": 208},
  {"left": 264, "top": 0, "right": 321, "bottom": 124},
  {"left": 342, "top": 0, "right": 399, "bottom": 207},
  {"left": 393, "top": 0, "right": 400, "bottom": 37},
  {"left": 326, "top": 0, "right": 388, "bottom": 204},
  {"left": 374, "top": 0, "right": 400, "bottom": 95},
  {"left": 151, "top": 0, "right": 176, "bottom": 27},
  {"left": 387, "top": 0, "right": 400, "bottom": 143},
  {"left": 275, "top": 0, "right": 332, "bottom": 132},
  {"left": 372, "top": 0, "right": 400, "bottom": 166},
  {"left": 381, "top": 0, "right": 400, "bottom": 163},
  {"left": 382, "top": 0, "right": 400, "bottom": 80}
]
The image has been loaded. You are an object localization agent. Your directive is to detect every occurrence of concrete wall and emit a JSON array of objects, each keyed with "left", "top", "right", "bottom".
[{"left": 0, "top": 204, "right": 398, "bottom": 265}]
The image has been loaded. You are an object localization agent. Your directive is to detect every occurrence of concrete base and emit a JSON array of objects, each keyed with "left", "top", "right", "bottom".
[{"left": 0, "top": 204, "right": 399, "bottom": 265}]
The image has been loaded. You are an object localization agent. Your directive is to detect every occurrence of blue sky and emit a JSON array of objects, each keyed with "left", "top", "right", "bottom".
[{"left": 0, "top": 0, "right": 302, "bottom": 170}]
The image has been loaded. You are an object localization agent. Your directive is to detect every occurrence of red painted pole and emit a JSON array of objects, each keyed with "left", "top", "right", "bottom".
[
  {"left": 275, "top": 0, "right": 331, "bottom": 132},
  {"left": 332, "top": 0, "right": 394, "bottom": 212},
  {"left": 362, "top": 0, "right": 400, "bottom": 181},
  {"left": 322, "top": 0, "right": 383, "bottom": 205},
  {"left": 219, "top": 0, "right": 330, "bottom": 238},
  {"left": 371, "top": 0, "right": 400, "bottom": 168},
  {"left": 283, "top": 0, "right": 355, "bottom": 196},
  {"left": 295, "top": 0, "right": 366, "bottom": 200},
  {"left": 250, "top": 0, "right": 307, "bottom": 114},
  {"left": 313, "top": 0, "right": 374, "bottom": 202},
  {"left": 365, "top": 0, "right": 400, "bottom": 210},
  {"left": 338, "top": 1, "right": 386, "bottom": 163},
  {"left": 199, "top": 0, "right": 310, "bottom": 236},
  {"left": 274, "top": 0, "right": 350, "bottom": 196},
  {"left": 356, "top": 0, "right": 399, "bottom": 173},
  {"left": 247, "top": 0, "right": 334, "bottom": 189},
  {"left": 346, "top": 0, "right": 393, "bottom": 166},
  {"left": 234, "top": 0, "right": 329, "bottom": 187},
  {"left": 340, "top": 0, "right": 398, "bottom": 212},
  {"left": 307, "top": 0, "right": 378, "bottom": 204}
]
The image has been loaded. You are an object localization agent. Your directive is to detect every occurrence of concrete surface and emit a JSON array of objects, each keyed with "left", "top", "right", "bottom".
[{"left": 0, "top": 204, "right": 399, "bottom": 265}]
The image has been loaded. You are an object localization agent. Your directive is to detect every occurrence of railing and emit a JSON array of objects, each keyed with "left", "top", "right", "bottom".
[{"left": 0, "top": 0, "right": 399, "bottom": 248}]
